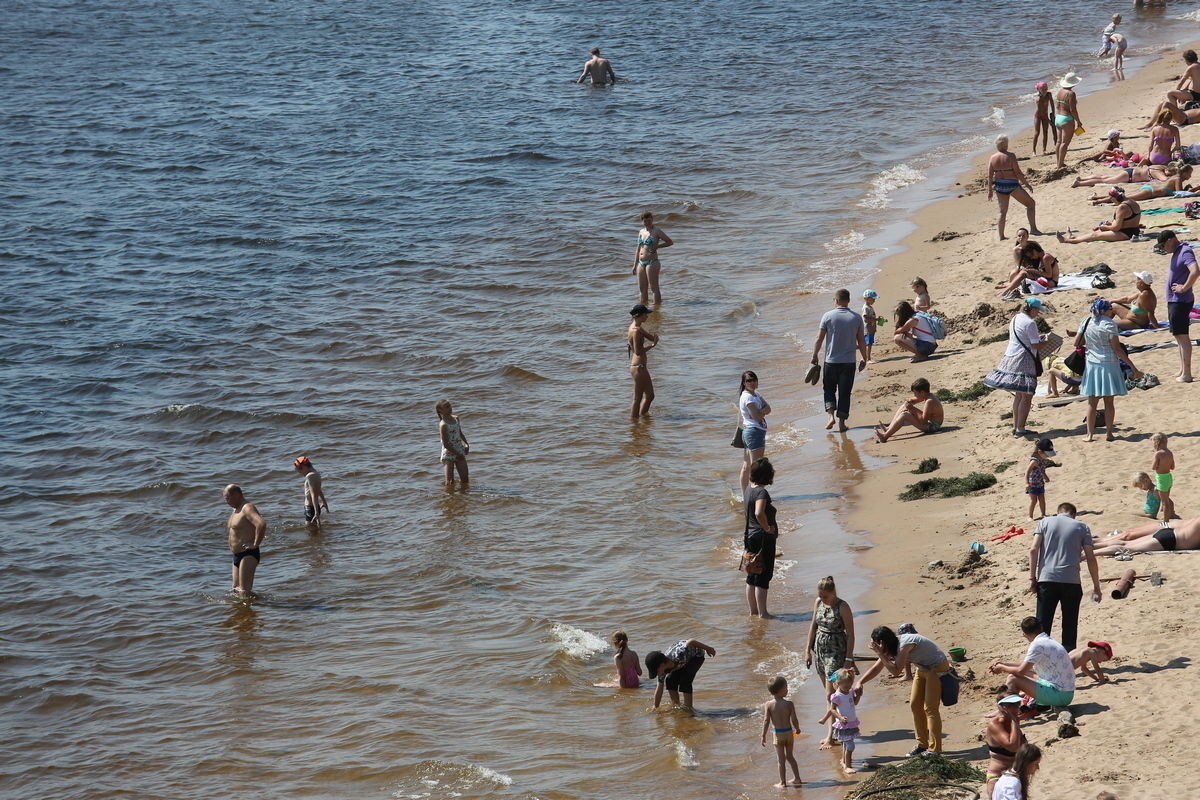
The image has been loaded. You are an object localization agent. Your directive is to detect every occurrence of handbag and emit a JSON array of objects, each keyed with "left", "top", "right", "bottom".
[
  {"left": 939, "top": 669, "right": 961, "bottom": 706},
  {"left": 739, "top": 549, "right": 763, "bottom": 574},
  {"left": 1012, "top": 319, "right": 1044, "bottom": 377},
  {"left": 731, "top": 427, "right": 745, "bottom": 448},
  {"left": 1064, "top": 318, "right": 1090, "bottom": 375}
]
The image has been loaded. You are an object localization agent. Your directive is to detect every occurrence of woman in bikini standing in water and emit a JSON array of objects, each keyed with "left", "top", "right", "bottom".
[
  {"left": 987, "top": 135, "right": 1039, "bottom": 240},
  {"left": 1055, "top": 72, "right": 1083, "bottom": 169},
  {"left": 632, "top": 211, "right": 673, "bottom": 306},
  {"left": 628, "top": 304, "right": 659, "bottom": 418}
]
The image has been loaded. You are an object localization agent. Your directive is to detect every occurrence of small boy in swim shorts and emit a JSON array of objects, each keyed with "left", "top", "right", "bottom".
[
  {"left": 862, "top": 290, "right": 879, "bottom": 362},
  {"left": 1151, "top": 433, "right": 1175, "bottom": 521},
  {"left": 760, "top": 675, "right": 802, "bottom": 788}
]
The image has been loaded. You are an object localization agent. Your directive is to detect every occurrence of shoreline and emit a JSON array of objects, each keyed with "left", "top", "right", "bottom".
[{"left": 833, "top": 40, "right": 1200, "bottom": 797}]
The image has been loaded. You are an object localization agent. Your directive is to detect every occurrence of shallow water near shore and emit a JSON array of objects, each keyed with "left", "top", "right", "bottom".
[{"left": 3, "top": 1, "right": 1200, "bottom": 797}]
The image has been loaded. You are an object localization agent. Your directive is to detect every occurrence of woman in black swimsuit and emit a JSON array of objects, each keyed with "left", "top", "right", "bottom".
[
  {"left": 1057, "top": 189, "right": 1141, "bottom": 244},
  {"left": 983, "top": 695, "right": 1026, "bottom": 798}
]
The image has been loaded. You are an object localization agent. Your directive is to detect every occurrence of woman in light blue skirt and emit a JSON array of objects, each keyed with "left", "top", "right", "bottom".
[{"left": 1077, "top": 298, "right": 1142, "bottom": 442}]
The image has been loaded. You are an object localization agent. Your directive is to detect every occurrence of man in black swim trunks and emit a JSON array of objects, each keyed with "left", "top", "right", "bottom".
[
  {"left": 1166, "top": 50, "right": 1200, "bottom": 111},
  {"left": 1093, "top": 516, "right": 1200, "bottom": 556},
  {"left": 224, "top": 484, "right": 266, "bottom": 596}
]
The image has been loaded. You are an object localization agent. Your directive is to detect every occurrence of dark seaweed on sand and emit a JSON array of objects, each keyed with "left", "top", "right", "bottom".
[
  {"left": 913, "top": 458, "right": 940, "bottom": 474},
  {"left": 899, "top": 472, "right": 996, "bottom": 501},
  {"left": 844, "top": 753, "right": 986, "bottom": 799},
  {"left": 935, "top": 382, "right": 992, "bottom": 403}
]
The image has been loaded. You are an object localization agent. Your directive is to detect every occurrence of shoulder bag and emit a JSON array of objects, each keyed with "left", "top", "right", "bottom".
[{"left": 1063, "top": 318, "right": 1090, "bottom": 375}]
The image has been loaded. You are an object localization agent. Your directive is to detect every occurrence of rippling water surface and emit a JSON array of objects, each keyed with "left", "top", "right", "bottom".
[{"left": 3, "top": 1, "right": 1198, "bottom": 797}]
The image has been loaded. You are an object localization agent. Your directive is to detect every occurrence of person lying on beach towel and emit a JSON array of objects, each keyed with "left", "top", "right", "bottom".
[
  {"left": 1087, "top": 167, "right": 1194, "bottom": 204},
  {"left": 1093, "top": 517, "right": 1200, "bottom": 555},
  {"left": 1071, "top": 163, "right": 1172, "bottom": 187}
]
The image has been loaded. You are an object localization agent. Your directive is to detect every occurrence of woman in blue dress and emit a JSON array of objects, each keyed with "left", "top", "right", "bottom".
[{"left": 1077, "top": 298, "right": 1143, "bottom": 442}]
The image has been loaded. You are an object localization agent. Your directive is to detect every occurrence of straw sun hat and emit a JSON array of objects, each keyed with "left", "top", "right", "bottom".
[{"left": 1059, "top": 72, "right": 1082, "bottom": 89}]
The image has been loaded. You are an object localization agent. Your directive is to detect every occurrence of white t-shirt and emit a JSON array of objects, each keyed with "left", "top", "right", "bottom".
[
  {"left": 1023, "top": 633, "right": 1075, "bottom": 691},
  {"left": 739, "top": 390, "right": 767, "bottom": 430},
  {"left": 993, "top": 773, "right": 1023, "bottom": 800},
  {"left": 1005, "top": 313, "right": 1040, "bottom": 357}
]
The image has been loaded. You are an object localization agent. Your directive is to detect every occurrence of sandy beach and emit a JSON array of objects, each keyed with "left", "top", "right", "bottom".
[{"left": 838, "top": 43, "right": 1200, "bottom": 798}]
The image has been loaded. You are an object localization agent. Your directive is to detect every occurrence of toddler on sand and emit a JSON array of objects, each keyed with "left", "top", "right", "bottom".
[
  {"left": 1132, "top": 472, "right": 1162, "bottom": 518},
  {"left": 760, "top": 675, "right": 803, "bottom": 788},
  {"left": 817, "top": 670, "right": 861, "bottom": 773},
  {"left": 1151, "top": 433, "right": 1175, "bottom": 521},
  {"left": 1070, "top": 640, "right": 1113, "bottom": 683},
  {"left": 612, "top": 631, "right": 642, "bottom": 688},
  {"left": 1024, "top": 438, "right": 1055, "bottom": 520},
  {"left": 911, "top": 277, "right": 931, "bottom": 312}
]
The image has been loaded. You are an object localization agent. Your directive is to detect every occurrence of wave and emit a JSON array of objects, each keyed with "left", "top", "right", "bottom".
[
  {"left": 764, "top": 422, "right": 808, "bottom": 451},
  {"left": 549, "top": 622, "right": 608, "bottom": 658},
  {"left": 146, "top": 403, "right": 327, "bottom": 426},
  {"left": 754, "top": 646, "right": 809, "bottom": 686},
  {"left": 672, "top": 739, "right": 699, "bottom": 769},
  {"left": 981, "top": 106, "right": 1005, "bottom": 128},
  {"left": 824, "top": 229, "right": 865, "bottom": 252},
  {"left": 499, "top": 365, "right": 548, "bottom": 381},
  {"left": 461, "top": 150, "right": 559, "bottom": 164},
  {"left": 722, "top": 300, "right": 759, "bottom": 320},
  {"left": 203, "top": 235, "right": 281, "bottom": 247},
  {"left": 1176, "top": 9, "right": 1200, "bottom": 21},
  {"left": 857, "top": 163, "right": 926, "bottom": 209},
  {"left": 406, "top": 760, "right": 514, "bottom": 796},
  {"left": 453, "top": 175, "right": 512, "bottom": 186}
]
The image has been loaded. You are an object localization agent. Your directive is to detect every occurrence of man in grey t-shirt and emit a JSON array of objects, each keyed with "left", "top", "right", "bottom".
[
  {"left": 811, "top": 289, "right": 868, "bottom": 432},
  {"left": 1029, "top": 501, "right": 1101, "bottom": 651}
]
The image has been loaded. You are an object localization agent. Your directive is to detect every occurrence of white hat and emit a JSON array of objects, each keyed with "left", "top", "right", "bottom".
[
  {"left": 1059, "top": 72, "right": 1082, "bottom": 89},
  {"left": 1133, "top": 271, "right": 1153, "bottom": 284}
]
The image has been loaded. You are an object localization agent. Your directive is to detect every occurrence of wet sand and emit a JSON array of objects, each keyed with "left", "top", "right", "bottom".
[{"left": 839, "top": 42, "right": 1200, "bottom": 797}]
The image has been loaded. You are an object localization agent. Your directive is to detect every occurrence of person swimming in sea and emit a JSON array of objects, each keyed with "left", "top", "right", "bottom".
[
  {"left": 987, "top": 135, "right": 1040, "bottom": 240},
  {"left": 224, "top": 484, "right": 266, "bottom": 597},
  {"left": 632, "top": 211, "right": 672, "bottom": 306},
  {"left": 628, "top": 304, "right": 659, "bottom": 418},
  {"left": 576, "top": 47, "right": 617, "bottom": 86}
]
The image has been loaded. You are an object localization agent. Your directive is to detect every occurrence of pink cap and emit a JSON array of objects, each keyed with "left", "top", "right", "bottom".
[{"left": 1035, "top": 81, "right": 1049, "bottom": 90}]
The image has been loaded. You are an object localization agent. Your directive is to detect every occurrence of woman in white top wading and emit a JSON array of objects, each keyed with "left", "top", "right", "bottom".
[{"left": 738, "top": 371, "right": 771, "bottom": 492}]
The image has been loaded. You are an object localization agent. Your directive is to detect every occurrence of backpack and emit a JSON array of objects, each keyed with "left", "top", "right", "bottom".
[{"left": 915, "top": 311, "right": 947, "bottom": 340}]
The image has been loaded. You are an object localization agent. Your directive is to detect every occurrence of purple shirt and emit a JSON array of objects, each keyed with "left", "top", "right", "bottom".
[{"left": 1166, "top": 243, "right": 1197, "bottom": 304}]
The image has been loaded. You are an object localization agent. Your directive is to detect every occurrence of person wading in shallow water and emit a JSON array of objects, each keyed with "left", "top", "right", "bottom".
[
  {"left": 576, "top": 47, "right": 617, "bottom": 86},
  {"left": 811, "top": 289, "right": 868, "bottom": 433},
  {"left": 628, "top": 304, "right": 659, "bottom": 418},
  {"left": 224, "top": 484, "right": 266, "bottom": 596}
]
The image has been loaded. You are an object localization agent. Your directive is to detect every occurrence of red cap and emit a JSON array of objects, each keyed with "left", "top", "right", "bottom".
[
  {"left": 293, "top": 455, "right": 311, "bottom": 470},
  {"left": 1087, "top": 640, "right": 1112, "bottom": 659}
]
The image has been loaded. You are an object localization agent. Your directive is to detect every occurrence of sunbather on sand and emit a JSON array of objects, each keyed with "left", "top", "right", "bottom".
[
  {"left": 1146, "top": 98, "right": 1200, "bottom": 128},
  {"left": 1093, "top": 516, "right": 1200, "bottom": 555},
  {"left": 1087, "top": 168, "right": 1193, "bottom": 204},
  {"left": 1071, "top": 164, "right": 1171, "bottom": 187}
]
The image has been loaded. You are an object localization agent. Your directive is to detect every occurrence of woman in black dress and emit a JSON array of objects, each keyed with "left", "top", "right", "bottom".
[{"left": 744, "top": 457, "right": 778, "bottom": 618}]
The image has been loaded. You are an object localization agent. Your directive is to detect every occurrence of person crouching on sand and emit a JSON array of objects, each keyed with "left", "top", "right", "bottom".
[
  {"left": 1070, "top": 640, "right": 1113, "bottom": 683},
  {"left": 988, "top": 135, "right": 1039, "bottom": 241},
  {"left": 874, "top": 377, "right": 943, "bottom": 442},
  {"left": 760, "top": 675, "right": 803, "bottom": 787}
]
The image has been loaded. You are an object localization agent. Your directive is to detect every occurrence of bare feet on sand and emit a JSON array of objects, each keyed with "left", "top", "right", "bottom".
[{"left": 825, "top": 415, "right": 836, "bottom": 430}]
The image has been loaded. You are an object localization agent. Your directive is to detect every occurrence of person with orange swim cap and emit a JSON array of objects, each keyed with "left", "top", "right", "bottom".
[{"left": 293, "top": 455, "right": 328, "bottom": 526}]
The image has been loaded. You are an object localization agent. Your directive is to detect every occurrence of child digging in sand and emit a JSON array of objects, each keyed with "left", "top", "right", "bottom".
[
  {"left": 1151, "top": 433, "right": 1176, "bottom": 521},
  {"left": 817, "top": 670, "right": 861, "bottom": 774},
  {"left": 1024, "top": 438, "right": 1055, "bottom": 521},
  {"left": 760, "top": 675, "right": 803, "bottom": 787},
  {"left": 1070, "top": 640, "right": 1113, "bottom": 683},
  {"left": 1132, "top": 472, "right": 1162, "bottom": 518},
  {"left": 612, "top": 631, "right": 642, "bottom": 688}
]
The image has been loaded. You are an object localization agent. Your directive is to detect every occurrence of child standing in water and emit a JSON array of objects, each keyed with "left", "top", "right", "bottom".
[
  {"left": 1098, "top": 13, "right": 1121, "bottom": 57},
  {"left": 911, "top": 278, "right": 931, "bottom": 312},
  {"left": 1132, "top": 472, "right": 1162, "bottom": 518},
  {"left": 1033, "top": 82, "right": 1057, "bottom": 155},
  {"left": 862, "top": 290, "right": 879, "bottom": 362},
  {"left": 760, "top": 676, "right": 803, "bottom": 788},
  {"left": 612, "top": 631, "right": 642, "bottom": 688},
  {"left": 436, "top": 399, "right": 470, "bottom": 484},
  {"left": 1024, "top": 438, "right": 1055, "bottom": 521},
  {"left": 1151, "top": 433, "right": 1175, "bottom": 521},
  {"left": 817, "top": 670, "right": 861, "bottom": 774}
]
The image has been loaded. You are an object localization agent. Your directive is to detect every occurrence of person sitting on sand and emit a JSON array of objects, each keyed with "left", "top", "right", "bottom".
[
  {"left": 1092, "top": 516, "right": 1200, "bottom": 556},
  {"left": 1082, "top": 130, "right": 1123, "bottom": 164},
  {"left": 874, "top": 378, "right": 943, "bottom": 443},
  {"left": 989, "top": 617, "right": 1075, "bottom": 708},
  {"left": 1087, "top": 167, "right": 1193, "bottom": 204},
  {"left": 997, "top": 241, "right": 1059, "bottom": 299},
  {"left": 983, "top": 694, "right": 1027, "bottom": 800},
  {"left": 1071, "top": 163, "right": 1171, "bottom": 186},
  {"left": 1057, "top": 191, "right": 1141, "bottom": 244},
  {"left": 994, "top": 743, "right": 1042, "bottom": 800},
  {"left": 1111, "top": 271, "right": 1159, "bottom": 330},
  {"left": 988, "top": 135, "right": 1040, "bottom": 240},
  {"left": 1046, "top": 355, "right": 1081, "bottom": 397},
  {"left": 1144, "top": 110, "right": 1181, "bottom": 167},
  {"left": 892, "top": 301, "right": 938, "bottom": 363},
  {"left": 1070, "top": 640, "right": 1113, "bottom": 683},
  {"left": 1146, "top": 98, "right": 1200, "bottom": 128},
  {"left": 1163, "top": 49, "right": 1200, "bottom": 113}
]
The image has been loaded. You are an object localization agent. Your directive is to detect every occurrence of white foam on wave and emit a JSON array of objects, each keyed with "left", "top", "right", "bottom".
[
  {"left": 672, "top": 739, "right": 699, "bottom": 769},
  {"left": 767, "top": 421, "right": 809, "bottom": 451},
  {"left": 471, "top": 765, "right": 513, "bottom": 786},
  {"left": 824, "top": 229, "right": 865, "bottom": 252},
  {"left": 981, "top": 106, "right": 1005, "bottom": 127},
  {"left": 1176, "top": 9, "right": 1200, "bottom": 21},
  {"left": 773, "top": 558, "right": 798, "bottom": 574},
  {"left": 549, "top": 622, "right": 608, "bottom": 659},
  {"left": 858, "top": 163, "right": 926, "bottom": 209},
  {"left": 1016, "top": 91, "right": 1039, "bottom": 104},
  {"left": 754, "top": 647, "right": 809, "bottom": 686}
]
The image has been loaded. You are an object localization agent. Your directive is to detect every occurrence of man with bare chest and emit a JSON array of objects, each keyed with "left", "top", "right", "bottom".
[
  {"left": 224, "top": 484, "right": 266, "bottom": 596},
  {"left": 577, "top": 47, "right": 617, "bottom": 86}
]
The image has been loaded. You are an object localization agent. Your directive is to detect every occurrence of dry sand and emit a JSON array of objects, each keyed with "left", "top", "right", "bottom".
[{"left": 839, "top": 45, "right": 1200, "bottom": 799}]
